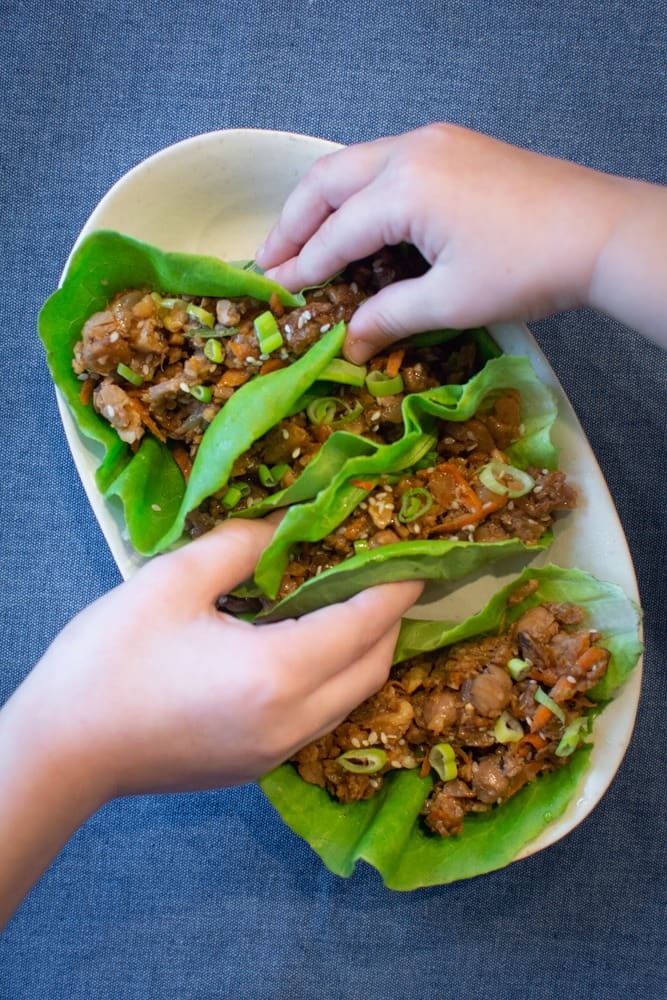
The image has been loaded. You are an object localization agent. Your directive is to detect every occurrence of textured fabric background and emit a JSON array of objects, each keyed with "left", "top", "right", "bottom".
[{"left": 0, "top": 2, "right": 665, "bottom": 998}]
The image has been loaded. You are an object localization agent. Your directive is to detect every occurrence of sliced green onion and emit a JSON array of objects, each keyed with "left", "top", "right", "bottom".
[
  {"left": 189, "top": 384, "right": 212, "bottom": 402},
  {"left": 333, "top": 399, "right": 364, "bottom": 425},
  {"left": 254, "top": 311, "right": 284, "bottom": 354},
  {"left": 507, "top": 657, "right": 532, "bottom": 681},
  {"left": 365, "top": 370, "right": 404, "bottom": 397},
  {"left": 353, "top": 538, "right": 369, "bottom": 555},
  {"left": 258, "top": 463, "right": 288, "bottom": 488},
  {"left": 337, "top": 748, "right": 387, "bottom": 773},
  {"left": 398, "top": 487, "right": 433, "bottom": 523},
  {"left": 306, "top": 396, "right": 338, "bottom": 425},
  {"left": 535, "top": 686, "right": 566, "bottom": 724},
  {"left": 204, "top": 338, "right": 224, "bottom": 363},
  {"left": 116, "top": 362, "right": 143, "bottom": 386},
  {"left": 494, "top": 711, "right": 524, "bottom": 744},
  {"left": 186, "top": 303, "right": 215, "bottom": 327},
  {"left": 221, "top": 483, "right": 251, "bottom": 509},
  {"left": 556, "top": 716, "right": 591, "bottom": 757},
  {"left": 318, "top": 358, "right": 367, "bottom": 387},
  {"left": 191, "top": 326, "right": 240, "bottom": 339},
  {"left": 478, "top": 460, "right": 535, "bottom": 498},
  {"left": 428, "top": 743, "right": 457, "bottom": 782}
]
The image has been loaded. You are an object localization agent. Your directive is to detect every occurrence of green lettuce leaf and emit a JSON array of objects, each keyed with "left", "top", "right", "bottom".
[{"left": 260, "top": 566, "right": 642, "bottom": 889}]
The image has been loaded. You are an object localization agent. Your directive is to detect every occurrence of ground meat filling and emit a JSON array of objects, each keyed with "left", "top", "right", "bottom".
[
  {"left": 291, "top": 594, "right": 610, "bottom": 837},
  {"left": 276, "top": 392, "right": 577, "bottom": 599}
]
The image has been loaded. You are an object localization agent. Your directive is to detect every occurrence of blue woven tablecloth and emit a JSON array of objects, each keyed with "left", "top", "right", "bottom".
[{"left": 1, "top": 2, "right": 665, "bottom": 997}]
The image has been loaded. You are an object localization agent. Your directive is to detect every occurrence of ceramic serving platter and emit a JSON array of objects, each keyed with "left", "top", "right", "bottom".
[{"left": 52, "top": 128, "right": 642, "bottom": 866}]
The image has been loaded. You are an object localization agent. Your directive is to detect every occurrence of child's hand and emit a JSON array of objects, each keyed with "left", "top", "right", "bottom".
[
  {"left": 0, "top": 518, "right": 422, "bottom": 923},
  {"left": 257, "top": 124, "right": 666, "bottom": 357},
  {"left": 13, "top": 518, "right": 423, "bottom": 800}
]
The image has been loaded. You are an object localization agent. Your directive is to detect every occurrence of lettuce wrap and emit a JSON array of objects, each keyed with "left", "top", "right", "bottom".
[
  {"left": 38, "top": 231, "right": 485, "bottom": 556},
  {"left": 260, "top": 566, "right": 642, "bottom": 889}
]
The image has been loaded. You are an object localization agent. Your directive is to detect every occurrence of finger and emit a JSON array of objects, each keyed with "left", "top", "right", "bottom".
[
  {"left": 276, "top": 578, "right": 424, "bottom": 686},
  {"left": 295, "top": 620, "right": 403, "bottom": 746},
  {"left": 343, "top": 268, "right": 458, "bottom": 363},
  {"left": 256, "top": 139, "right": 392, "bottom": 270},
  {"left": 264, "top": 179, "right": 410, "bottom": 292},
  {"left": 138, "top": 518, "right": 277, "bottom": 604}
]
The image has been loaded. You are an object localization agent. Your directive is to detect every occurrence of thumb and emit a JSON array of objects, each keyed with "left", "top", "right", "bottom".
[{"left": 344, "top": 269, "right": 455, "bottom": 363}]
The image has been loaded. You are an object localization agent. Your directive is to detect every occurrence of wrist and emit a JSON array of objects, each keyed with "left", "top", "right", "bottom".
[{"left": 0, "top": 663, "right": 109, "bottom": 925}]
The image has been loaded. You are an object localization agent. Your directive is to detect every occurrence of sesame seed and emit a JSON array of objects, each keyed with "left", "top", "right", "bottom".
[
  {"left": 319, "top": 323, "right": 331, "bottom": 333},
  {"left": 533, "top": 485, "right": 543, "bottom": 494},
  {"left": 412, "top": 523, "right": 421, "bottom": 533},
  {"left": 103, "top": 405, "right": 115, "bottom": 419},
  {"left": 391, "top": 761, "right": 402, "bottom": 769},
  {"left": 370, "top": 410, "right": 381, "bottom": 422},
  {"left": 151, "top": 503, "right": 162, "bottom": 512},
  {"left": 291, "top": 448, "right": 301, "bottom": 459},
  {"left": 566, "top": 675, "right": 576, "bottom": 684},
  {"left": 351, "top": 737, "right": 361, "bottom": 748},
  {"left": 179, "top": 382, "right": 189, "bottom": 393},
  {"left": 368, "top": 730, "right": 378, "bottom": 744},
  {"left": 109, "top": 331, "right": 119, "bottom": 343},
  {"left": 282, "top": 428, "right": 290, "bottom": 439}
]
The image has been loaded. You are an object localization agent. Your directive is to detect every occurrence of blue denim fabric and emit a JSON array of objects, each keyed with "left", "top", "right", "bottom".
[{"left": 0, "top": 1, "right": 665, "bottom": 997}]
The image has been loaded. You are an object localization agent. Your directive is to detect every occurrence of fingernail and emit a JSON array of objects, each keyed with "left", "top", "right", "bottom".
[
  {"left": 255, "top": 243, "right": 266, "bottom": 264},
  {"left": 344, "top": 338, "right": 368, "bottom": 365}
]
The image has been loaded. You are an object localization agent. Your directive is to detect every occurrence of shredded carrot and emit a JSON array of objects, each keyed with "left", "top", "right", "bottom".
[
  {"left": 171, "top": 444, "right": 192, "bottom": 482},
  {"left": 549, "top": 675, "right": 577, "bottom": 702},
  {"left": 439, "top": 463, "right": 483, "bottom": 513},
  {"left": 530, "top": 704, "right": 553, "bottom": 733},
  {"left": 385, "top": 347, "right": 405, "bottom": 379},
  {"left": 519, "top": 732, "right": 549, "bottom": 751},
  {"left": 434, "top": 509, "right": 485, "bottom": 534},
  {"left": 131, "top": 399, "right": 167, "bottom": 443},
  {"left": 269, "top": 292, "right": 285, "bottom": 317},
  {"left": 350, "top": 479, "right": 376, "bottom": 490},
  {"left": 433, "top": 483, "right": 507, "bottom": 535},
  {"left": 78, "top": 378, "right": 94, "bottom": 406},
  {"left": 419, "top": 755, "right": 431, "bottom": 778},
  {"left": 576, "top": 647, "right": 608, "bottom": 672},
  {"left": 218, "top": 369, "right": 250, "bottom": 387},
  {"left": 260, "top": 358, "right": 289, "bottom": 375}
]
